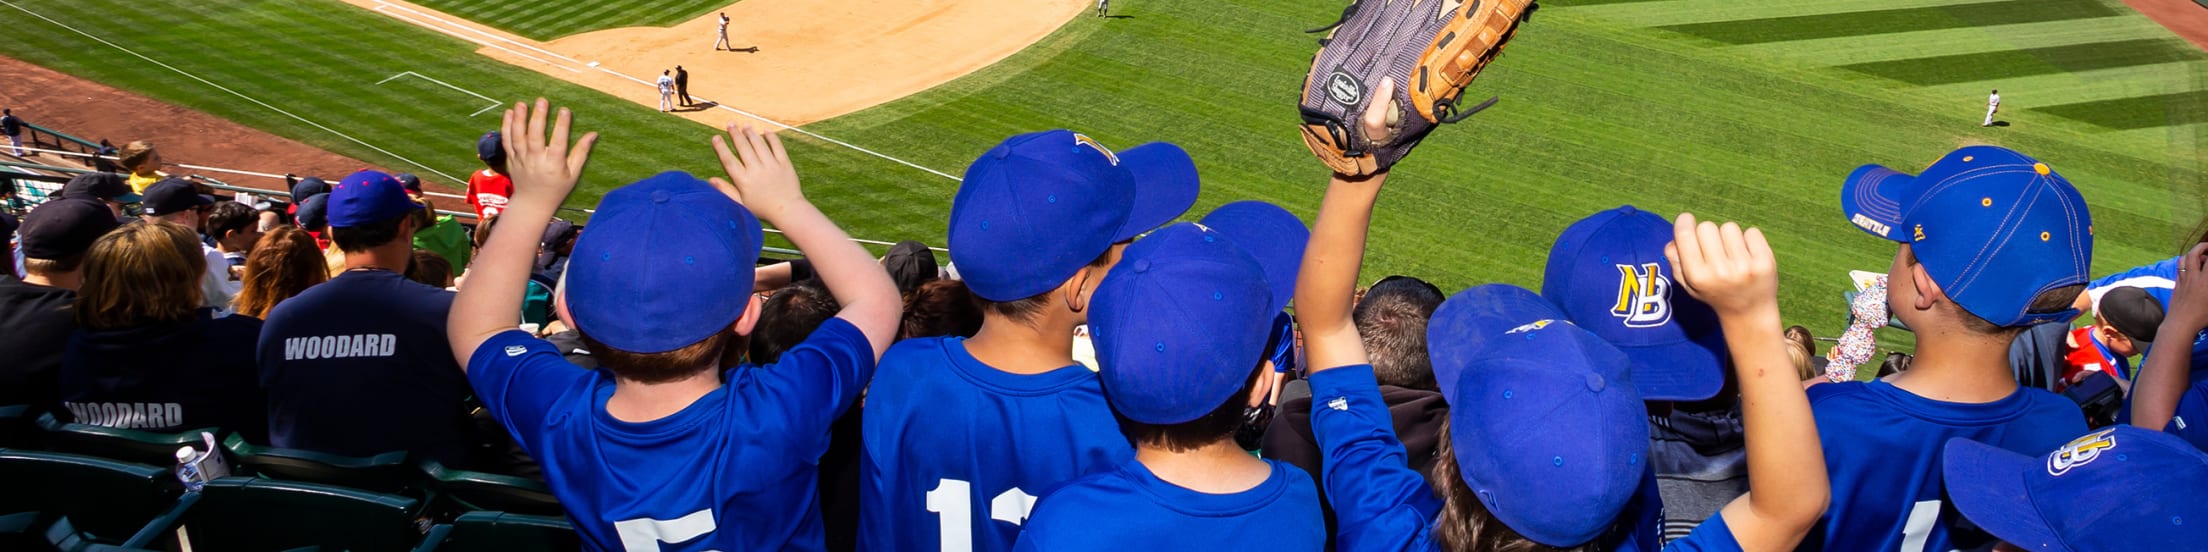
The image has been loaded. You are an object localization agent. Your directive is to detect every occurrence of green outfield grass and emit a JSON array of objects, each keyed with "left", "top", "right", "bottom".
[
  {"left": 3, "top": 0, "right": 2203, "bottom": 356},
  {"left": 407, "top": 0, "right": 739, "bottom": 41}
]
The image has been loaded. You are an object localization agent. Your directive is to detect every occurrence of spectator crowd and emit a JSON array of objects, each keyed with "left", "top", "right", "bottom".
[{"left": 0, "top": 94, "right": 2202, "bottom": 552}]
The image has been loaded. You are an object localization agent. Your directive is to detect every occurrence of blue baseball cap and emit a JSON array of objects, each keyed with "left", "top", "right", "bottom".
[
  {"left": 477, "top": 132, "right": 505, "bottom": 163},
  {"left": 141, "top": 178, "right": 213, "bottom": 217},
  {"left": 947, "top": 130, "right": 1199, "bottom": 302},
  {"left": 1943, "top": 426, "right": 2208, "bottom": 552},
  {"left": 1090, "top": 222, "right": 1290, "bottom": 424},
  {"left": 327, "top": 170, "right": 424, "bottom": 227},
  {"left": 1542, "top": 205, "right": 1726, "bottom": 402},
  {"left": 1197, "top": 201, "right": 1309, "bottom": 313},
  {"left": 567, "top": 172, "right": 763, "bottom": 354},
  {"left": 1840, "top": 145, "right": 2092, "bottom": 327},
  {"left": 296, "top": 193, "right": 330, "bottom": 230},
  {"left": 1427, "top": 284, "right": 1648, "bottom": 547},
  {"left": 290, "top": 176, "right": 329, "bottom": 202}
]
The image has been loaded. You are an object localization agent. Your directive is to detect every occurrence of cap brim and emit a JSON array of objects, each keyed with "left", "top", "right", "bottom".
[
  {"left": 1943, "top": 438, "right": 2067, "bottom": 551},
  {"left": 1615, "top": 333, "right": 1726, "bottom": 401},
  {"left": 1114, "top": 142, "right": 1200, "bottom": 242},
  {"left": 1840, "top": 165, "right": 1916, "bottom": 242},
  {"left": 1427, "top": 284, "right": 1570, "bottom": 402}
]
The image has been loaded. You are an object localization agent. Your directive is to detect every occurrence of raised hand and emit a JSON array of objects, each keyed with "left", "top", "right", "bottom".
[
  {"left": 2164, "top": 243, "right": 2208, "bottom": 334},
  {"left": 499, "top": 98, "right": 597, "bottom": 208},
  {"left": 1665, "top": 212, "right": 1779, "bottom": 320},
  {"left": 709, "top": 123, "right": 804, "bottom": 223}
]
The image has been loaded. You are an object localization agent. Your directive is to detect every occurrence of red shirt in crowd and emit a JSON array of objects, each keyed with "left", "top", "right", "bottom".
[{"left": 466, "top": 169, "right": 512, "bottom": 220}]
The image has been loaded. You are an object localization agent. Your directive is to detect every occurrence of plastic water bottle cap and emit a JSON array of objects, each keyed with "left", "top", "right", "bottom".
[{"left": 175, "top": 446, "right": 197, "bottom": 463}]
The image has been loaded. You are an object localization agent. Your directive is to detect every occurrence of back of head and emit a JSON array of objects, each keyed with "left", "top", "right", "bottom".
[
  {"left": 883, "top": 240, "right": 938, "bottom": 296},
  {"left": 20, "top": 198, "right": 124, "bottom": 275},
  {"left": 2098, "top": 286, "right": 2164, "bottom": 345},
  {"left": 1431, "top": 417, "right": 1599, "bottom": 552},
  {"left": 1542, "top": 205, "right": 1727, "bottom": 402},
  {"left": 900, "top": 279, "right": 982, "bottom": 340},
  {"left": 407, "top": 248, "right": 453, "bottom": 289},
  {"left": 207, "top": 202, "right": 258, "bottom": 240},
  {"left": 234, "top": 226, "right": 328, "bottom": 319},
  {"left": 1355, "top": 275, "right": 1445, "bottom": 391},
  {"left": 567, "top": 172, "right": 763, "bottom": 384},
  {"left": 117, "top": 141, "right": 157, "bottom": 173},
  {"left": 1838, "top": 146, "right": 2091, "bottom": 336},
  {"left": 76, "top": 221, "right": 204, "bottom": 330},
  {"left": 327, "top": 171, "right": 424, "bottom": 253},
  {"left": 749, "top": 280, "right": 841, "bottom": 364}
]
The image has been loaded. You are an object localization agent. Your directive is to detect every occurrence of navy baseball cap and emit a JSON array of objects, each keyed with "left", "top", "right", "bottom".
[
  {"left": 477, "top": 132, "right": 505, "bottom": 163},
  {"left": 1090, "top": 222, "right": 1284, "bottom": 424},
  {"left": 296, "top": 193, "right": 330, "bottom": 230},
  {"left": 290, "top": 176, "right": 329, "bottom": 202},
  {"left": 328, "top": 170, "right": 423, "bottom": 227},
  {"left": 1944, "top": 426, "right": 2208, "bottom": 552},
  {"left": 1542, "top": 205, "right": 1726, "bottom": 401},
  {"left": 567, "top": 172, "right": 763, "bottom": 354},
  {"left": 1197, "top": 201, "right": 1309, "bottom": 313},
  {"left": 19, "top": 199, "right": 122, "bottom": 260},
  {"left": 947, "top": 130, "right": 1199, "bottom": 302},
  {"left": 58, "top": 172, "right": 139, "bottom": 203},
  {"left": 141, "top": 178, "right": 212, "bottom": 216},
  {"left": 1428, "top": 284, "right": 1648, "bottom": 547},
  {"left": 1840, "top": 145, "right": 2092, "bottom": 327},
  {"left": 394, "top": 173, "right": 423, "bottom": 194}
]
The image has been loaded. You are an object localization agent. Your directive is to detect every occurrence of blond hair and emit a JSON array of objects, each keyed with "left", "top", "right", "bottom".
[
  {"left": 117, "top": 141, "right": 159, "bottom": 174},
  {"left": 75, "top": 221, "right": 204, "bottom": 330}
]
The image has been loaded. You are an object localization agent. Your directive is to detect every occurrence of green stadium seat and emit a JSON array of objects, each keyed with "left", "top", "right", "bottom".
[
  {"left": 222, "top": 433, "right": 420, "bottom": 496},
  {"left": 419, "top": 460, "right": 561, "bottom": 516},
  {"left": 0, "top": 450, "right": 188, "bottom": 547},
  {"left": 429, "top": 511, "right": 579, "bottom": 551},
  {"left": 161, "top": 477, "right": 427, "bottom": 551},
  {"left": 35, "top": 413, "right": 221, "bottom": 467},
  {"left": 41, "top": 516, "right": 166, "bottom": 552}
]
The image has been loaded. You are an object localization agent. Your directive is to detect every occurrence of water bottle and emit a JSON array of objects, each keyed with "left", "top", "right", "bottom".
[{"left": 173, "top": 431, "right": 229, "bottom": 492}]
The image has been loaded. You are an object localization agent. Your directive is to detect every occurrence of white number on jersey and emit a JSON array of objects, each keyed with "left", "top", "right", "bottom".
[
  {"left": 1898, "top": 499, "right": 1940, "bottom": 552},
  {"left": 615, "top": 509, "right": 717, "bottom": 552},
  {"left": 923, "top": 478, "right": 1037, "bottom": 552}
]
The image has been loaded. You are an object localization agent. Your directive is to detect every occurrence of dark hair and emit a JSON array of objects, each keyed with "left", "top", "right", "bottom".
[
  {"left": 407, "top": 248, "right": 452, "bottom": 288},
  {"left": 749, "top": 280, "right": 841, "bottom": 364},
  {"left": 331, "top": 212, "right": 410, "bottom": 253},
  {"left": 1877, "top": 352, "right": 1911, "bottom": 379},
  {"left": 977, "top": 248, "right": 1114, "bottom": 322},
  {"left": 580, "top": 328, "right": 748, "bottom": 385},
  {"left": 1784, "top": 325, "right": 1816, "bottom": 357},
  {"left": 1114, "top": 366, "right": 1259, "bottom": 453},
  {"left": 902, "top": 279, "right": 983, "bottom": 340},
  {"left": 1901, "top": 248, "right": 2083, "bottom": 335},
  {"left": 1355, "top": 275, "right": 1445, "bottom": 391},
  {"left": 206, "top": 202, "right": 257, "bottom": 241},
  {"left": 1432, "top": 418, "right": 1600, "bottom": 552}
]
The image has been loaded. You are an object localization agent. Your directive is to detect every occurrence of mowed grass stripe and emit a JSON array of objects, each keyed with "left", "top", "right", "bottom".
[
  {"left": 1839, "top": 39, "right": 2204, "bottom": 85},
  {"left": 1659, "top": 0, "right": 2121, "bottom": 45},
  {"left": 1917, "top": 62, "right": 2205, "bottom": 108},
  {"left": 409, "top": 0, "right": 738, "bottom": 40},
  {"left": 1734, "top": 16, "right": 2175, "bottom": 66},
  {"left": 1570, "top": 0, "right": 1996, "bottom": 27},
  {"left": 2037, "top": 91, "right": 2208, "bottom": 130}
]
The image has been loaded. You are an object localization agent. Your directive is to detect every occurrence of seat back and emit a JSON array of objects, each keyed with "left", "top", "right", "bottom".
[
  {"left": 0, "top": 406, "right": 40, "bottom": 449},
  {"left": 222, "top": 434, "right": 419, "bottom": 495},
  {"left": 436, "top": 511, "right": 579, "bottom": 551},
  {"left": 179, "top": 477, "right": 424, "bottom": 551},
  {"left": 0, "top": 450, "right": 180, "bottom": 543},
  {"left": 36, "top": 414, "right": 218, "bottom": 467},
  {"left": 420, "top": 460, "right": 562, "bottom": 516}
]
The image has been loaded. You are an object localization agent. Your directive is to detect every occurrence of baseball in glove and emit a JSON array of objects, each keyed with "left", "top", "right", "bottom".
[{"left": 1299, "top": 0, "right": 1537, "bottom": 177}]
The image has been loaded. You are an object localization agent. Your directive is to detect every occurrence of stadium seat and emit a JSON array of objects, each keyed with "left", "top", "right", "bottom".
[
  {"left": 222, "top": 433, "right": 420, "bottom": 496},
  {"left": 41, "top": 516, "right": 166, "bottom": 552},
  {"left": 420, "top": 460, "right": 562, "bottom": 516},
  {"left": 0, "top": 450, "right": 188, "bottom": 547},
  {"left": 428, "top": 511, "right": 579, "bottom": 551},
  {"left": 160, "top": 477, "right": 427, "bottom": 551},
  {"left": 35, "top": 414, "right": 220, "bottom": 467},
  {"left": 0, "top": 405, "right": 40, "bottom": 449}
]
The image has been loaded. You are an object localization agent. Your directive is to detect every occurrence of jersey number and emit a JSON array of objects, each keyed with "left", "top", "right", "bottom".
[
  {"left": 1899, "top": 500, "right": 1940, "bottom": 552},
  {"left": 923, "top": 478, "right": 1036, "bottom": 552},
  {"left": 615, "top": 509, "right": 717, "bottom": 551}
]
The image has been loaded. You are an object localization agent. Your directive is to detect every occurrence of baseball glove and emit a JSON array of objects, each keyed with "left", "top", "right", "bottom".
[{"left": 1299, "top": 0, "right": 1537, "bottom": 177}]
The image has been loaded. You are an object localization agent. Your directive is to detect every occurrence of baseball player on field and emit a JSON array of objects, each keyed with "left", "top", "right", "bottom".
[
  {"left": 713, "top": 12, "right": 732, "bottom": 51},
  {"left": 656, "top": 70, "right": 676, "bottom": 112},
  {"left": 857, "top": 130, "right": 1198, "bottom": 552},
  {"left": 1983, "top": 89, "right": 2000, "bottom": 127},
  {"left": 452, "top": 100, "right": 902, "bottom": 550},
  {"left": 1095, "top": 0, "right": 1108, "bottom": 17},
  {"left": 1806, "top": 145, "right": 2092, "bottom": 551}
]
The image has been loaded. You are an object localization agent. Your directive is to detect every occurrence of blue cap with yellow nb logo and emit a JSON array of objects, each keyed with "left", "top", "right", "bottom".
[
  {"left": 1840, "top": 145, "right": 2092, "bottom": 327},
  {"left": 948, "top": 130, "right": 1200, "bottom": 302},
  {"left": 1943, "top": 426, "right": 2208, "bottom": 552},
  {"left": 1542, "top": 205, "right": 1726, "bottom": 402}
]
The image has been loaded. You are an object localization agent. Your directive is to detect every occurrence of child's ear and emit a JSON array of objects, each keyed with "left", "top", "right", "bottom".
[
  {"left": 732, "top": 293, "right": 765, "bottom": 337},
  {"left": 1909, "top": 262, "right": 1942, "bottom": 311}
]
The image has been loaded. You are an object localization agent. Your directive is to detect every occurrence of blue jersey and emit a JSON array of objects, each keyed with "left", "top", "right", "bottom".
[
  {"left": 1305, "top": 366, "right": 1706, "bottom": 552},
  {"left": 1800, "top": 381, "right": 2085, "bottom": 552},
  {"left": 257, "top": 270, "right": 475, "bottom": 465},
  {"left": 1012, "top": 459, "right": 1322, "bottom": 551},
  {"left": 2167, "top": 379, "right": 2208, "bottom": 452},
  {"left": 2088, "top": 255, "right": 2208, "bottom": 372},
  {"left": 466, "top": 318, "right": 873, "bottom": 551},
  {"left": 858, "top": 336, "right": 1134, "bottom": 552}
]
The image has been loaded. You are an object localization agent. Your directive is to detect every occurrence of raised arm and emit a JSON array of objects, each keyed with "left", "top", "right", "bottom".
[
  {"left": 1296, "top": 78, "right": 1397, "bottom": 374},
  {"left": 709, "top": 125, "right": 900, "bottom": 358},
  {"left": 2133, "top": 243, "right": 2208, "bottom": 430},
  {"left": 449, "top": 99, "right": 598, "bottom": 369},
  {"left": 1666, "top": 213, "right": 1828, "bottom": 551}
]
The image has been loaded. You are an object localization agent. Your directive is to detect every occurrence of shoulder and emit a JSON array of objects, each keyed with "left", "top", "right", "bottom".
[{"left": 1806, "top": 380, "right": 1870, "bottom": 404}]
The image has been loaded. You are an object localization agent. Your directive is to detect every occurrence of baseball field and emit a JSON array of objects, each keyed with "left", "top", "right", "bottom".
[{"left": 4, "top": 0, "right": 2205, "bottom": 350}]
